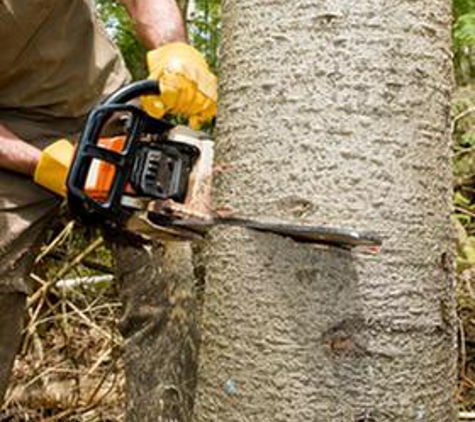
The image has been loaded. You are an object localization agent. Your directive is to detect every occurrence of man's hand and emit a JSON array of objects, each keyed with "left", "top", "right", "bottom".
[
  {"left": 142, "top": 43, "right": 217, "bottom": 129},
  {"left": 118, "top": 0, "right": 217, "bottom": 128},
  {"left": 0, "top": 125, "right": 73, "bottom": 196},
  {"left": 34, "top": 140, "right": 74, "bottom": 197}
]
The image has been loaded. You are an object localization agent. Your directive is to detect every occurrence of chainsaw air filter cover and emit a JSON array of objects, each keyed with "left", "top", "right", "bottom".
[{"left": 130, "top": 141, "right": 199, "bottom": 202}]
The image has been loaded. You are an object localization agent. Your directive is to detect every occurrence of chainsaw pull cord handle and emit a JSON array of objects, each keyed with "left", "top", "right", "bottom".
[{"left": 103, "top": 80, "right": 160, "bottom": 105}]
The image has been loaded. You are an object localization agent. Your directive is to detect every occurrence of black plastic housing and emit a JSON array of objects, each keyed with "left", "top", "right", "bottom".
[{"left": 66, "top": 80, "right": 188, "bottom": 226}]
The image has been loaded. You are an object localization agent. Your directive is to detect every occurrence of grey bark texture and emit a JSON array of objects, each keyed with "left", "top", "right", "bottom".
[{"left": 193, "top": 1, "right": 457, "bottom": 421}]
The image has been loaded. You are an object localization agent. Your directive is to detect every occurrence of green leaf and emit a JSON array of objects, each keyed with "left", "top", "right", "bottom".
[
  {"left": 461, "top": 132, "right": 475, "bottom": 146},
  {"left": 454, "top": 0, "right": 475, "bottom": 21},
  {"left": 456, "top": 213, "right": 471, "bottom": 226},
  {"left": 455, "top": 191, "right": 472, "bottom": 206},
  {"left": 454, "top": 13, "right": 475, "bottom": 51},
  {"left": 96, "top": 0, "right": 147, "bottom": 80}
]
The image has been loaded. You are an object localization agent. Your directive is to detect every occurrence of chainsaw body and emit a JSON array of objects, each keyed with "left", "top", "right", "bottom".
[
  {"left": 67, "top": 80, "right": 214, "bottom": 240},
  {"left": 67, "top": 80, "right": 382, "bottom": 250}
]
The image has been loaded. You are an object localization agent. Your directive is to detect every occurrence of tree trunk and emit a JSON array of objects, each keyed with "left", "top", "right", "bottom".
[{"left": 193, "top": 1, "right": 456, "bottom": 421}]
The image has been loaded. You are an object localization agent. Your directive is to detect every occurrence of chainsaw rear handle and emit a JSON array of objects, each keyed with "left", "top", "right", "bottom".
[{"left": 66, "top": 80, "right": 173, "bottom": 226}]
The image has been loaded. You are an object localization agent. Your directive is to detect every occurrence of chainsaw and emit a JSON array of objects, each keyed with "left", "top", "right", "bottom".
[{"left": 66, "top": 80, "right": 382, "bottom": 251}]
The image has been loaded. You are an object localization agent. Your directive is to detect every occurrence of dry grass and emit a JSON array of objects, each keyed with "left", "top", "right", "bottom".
[{"left": 1, "top": 221, "right": 125, "bottom": 422}]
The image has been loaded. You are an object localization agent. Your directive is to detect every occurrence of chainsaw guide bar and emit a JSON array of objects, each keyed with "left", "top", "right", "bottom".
[{"left": 148, "top": 215, "right": 382, "bottom": 251}]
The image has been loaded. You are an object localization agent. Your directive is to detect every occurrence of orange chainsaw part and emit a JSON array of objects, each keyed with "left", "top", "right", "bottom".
[{"left": 85, "top": 136, "right": 126, "bottom": 201}]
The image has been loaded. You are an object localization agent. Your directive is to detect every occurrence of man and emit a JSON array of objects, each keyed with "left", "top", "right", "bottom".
[{"left": 0, "top": 0, "right": 217, "bottom": 420}]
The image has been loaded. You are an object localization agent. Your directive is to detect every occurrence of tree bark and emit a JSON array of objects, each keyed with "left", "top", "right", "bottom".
[{"left": 193, "top": 1, "right": 456, "bottom": 421}]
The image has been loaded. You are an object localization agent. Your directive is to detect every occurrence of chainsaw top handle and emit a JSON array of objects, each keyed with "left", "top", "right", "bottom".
[
  {"left": 103, "top": 80, "right": 159, "bottom": 105},
  {"left": 66, "top": 80, "right": 175, "bottom": 227}
]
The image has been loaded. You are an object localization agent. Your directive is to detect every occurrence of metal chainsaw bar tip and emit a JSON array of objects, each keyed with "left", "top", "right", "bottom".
[{"left": 155, "top": 216, "right": 382, "bottom": 251}]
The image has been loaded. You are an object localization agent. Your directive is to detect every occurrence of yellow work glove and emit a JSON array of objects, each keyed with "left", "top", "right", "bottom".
[
  {"left": 141, "top": 42, "right": 217, "bottom": 129},
  {"left": 33, "top": 140, "right": 74, "bottom": 197}
]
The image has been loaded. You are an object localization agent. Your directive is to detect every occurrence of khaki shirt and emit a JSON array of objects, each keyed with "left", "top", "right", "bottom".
[
  {"left": 0, "top": 0, "right": 131, "bottom": 295},
  {"left": 0, "top": 0, "right": 131, "bottom": 146}
]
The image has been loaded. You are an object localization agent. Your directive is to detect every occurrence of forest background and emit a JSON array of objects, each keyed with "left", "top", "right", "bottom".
[{"left": 1, "top": 0, "right": 474, "bottom": 420}]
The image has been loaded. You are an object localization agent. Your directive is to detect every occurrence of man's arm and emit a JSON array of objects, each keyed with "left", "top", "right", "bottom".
[
  {"left": 118, "top": 0, "right": 187, "bottom": 49},
  {"left": 0, "top": 125, "right": 40, "bottom": 176}
]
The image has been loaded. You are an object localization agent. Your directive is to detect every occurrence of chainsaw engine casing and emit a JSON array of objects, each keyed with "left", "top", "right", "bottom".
[
  {"left": 125, "top": 126, "right": 215, "bottom": 240},
  {"left": 130, "top": 140, "right": 199, "bottom": 202},
  {"left": 67, "top": 81, "right": 214, "bottom": 240}
]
